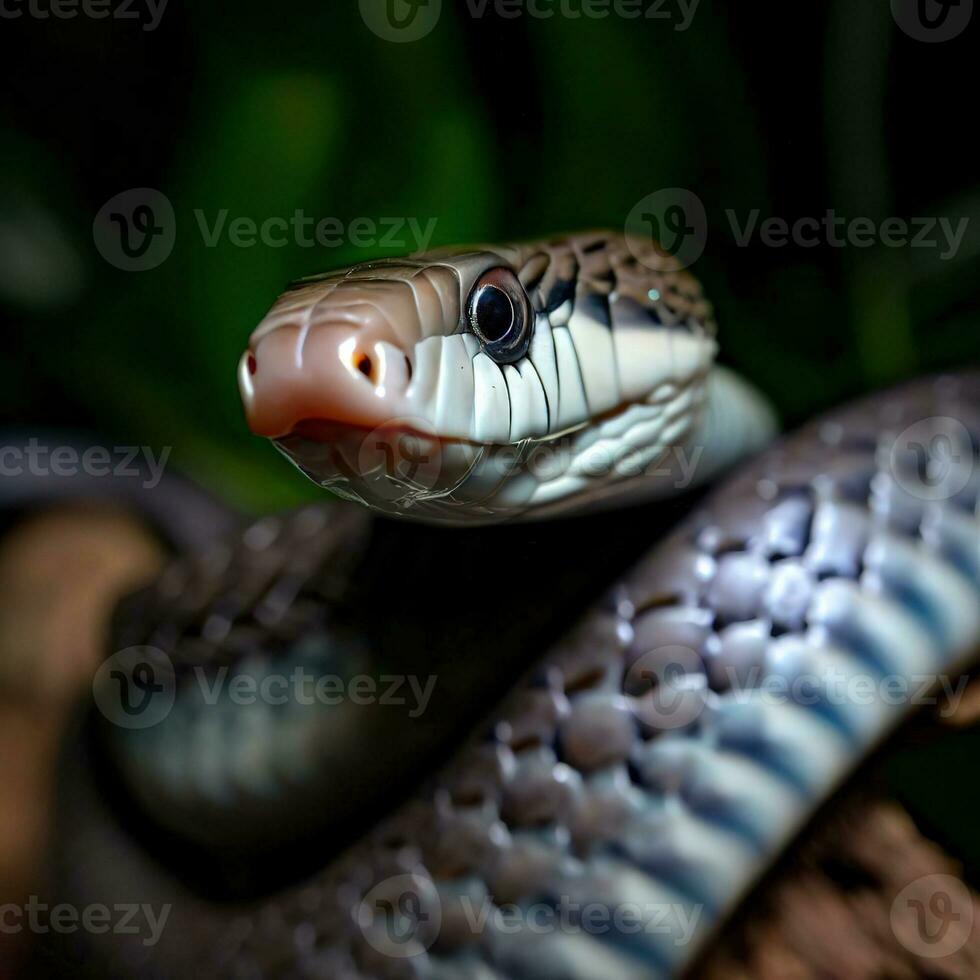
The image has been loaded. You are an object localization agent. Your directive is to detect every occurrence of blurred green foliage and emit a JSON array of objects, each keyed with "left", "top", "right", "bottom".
[{"left": 2, "top": 1, "right": 978, "bottom": 511}]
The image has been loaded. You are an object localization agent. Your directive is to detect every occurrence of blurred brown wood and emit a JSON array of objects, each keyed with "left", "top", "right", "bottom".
[
  {"left": 0, "top": 506, "right": 164, "bottom": 700},
  {"left": 697, "top": 796, "right": 980, "bottom": 979},
  {"left": 0, "top": 506, "right": 163, "bottom": 974},
  {"left": 943, "top": 674, "right": 980, "bottom": 729}
]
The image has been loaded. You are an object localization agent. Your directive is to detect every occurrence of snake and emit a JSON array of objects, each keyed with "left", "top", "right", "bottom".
[{"left": 37, "top": 232, "right": 980, "bottom": 979}]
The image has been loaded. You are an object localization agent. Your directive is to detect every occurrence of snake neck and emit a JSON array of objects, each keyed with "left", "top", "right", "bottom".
[
  {"left": 349, "top": 365, "right": 777, "bottom": 666},
  {"left": 690, "top": 364, "right": 779, "bottom": 483},
  {"left": 524, "top": 364, "right": 778, "bottom": 519}
]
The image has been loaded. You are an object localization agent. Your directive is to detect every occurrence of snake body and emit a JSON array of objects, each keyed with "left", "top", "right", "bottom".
[{"left": 40, "top": 234, "right": 980, "bottom": 978}]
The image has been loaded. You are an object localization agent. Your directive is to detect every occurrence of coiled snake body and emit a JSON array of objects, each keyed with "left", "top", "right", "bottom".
[{"left": 42, "top": 233, "right": 980, "bottom": 978}]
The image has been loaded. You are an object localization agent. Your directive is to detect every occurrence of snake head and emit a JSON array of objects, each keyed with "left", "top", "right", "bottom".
[{"left": 239, "top": 232, "right": 718, "bottom": 523}]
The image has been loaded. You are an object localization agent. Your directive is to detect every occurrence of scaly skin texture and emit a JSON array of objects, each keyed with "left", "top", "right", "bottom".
[
  {"left": 43, "top": 371, "right": 980, "bottom": 979},
  {"left": 240, "top": 233, "right": 727, "bottom": 523}
]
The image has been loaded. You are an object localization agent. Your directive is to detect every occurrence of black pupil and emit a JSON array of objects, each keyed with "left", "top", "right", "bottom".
[{"left": 475, "top": 285, "right": 515, "bottom": 343}]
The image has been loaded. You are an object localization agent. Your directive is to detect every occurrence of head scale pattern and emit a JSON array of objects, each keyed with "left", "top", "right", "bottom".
[{"left": 240, "top": 232, "right": 718, "bottom": 523}]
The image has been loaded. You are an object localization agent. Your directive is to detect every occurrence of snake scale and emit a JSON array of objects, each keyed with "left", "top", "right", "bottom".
[{"left": 37, "top": 233, "right": 980, "bottom": 978}]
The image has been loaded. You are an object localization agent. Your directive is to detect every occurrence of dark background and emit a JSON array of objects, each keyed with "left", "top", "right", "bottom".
[
  {"left": 2, "top": 0, "right": 978, "bottom": 512},
  {"left": 1, "top": 0, "right": 979, "bottom": 892}
]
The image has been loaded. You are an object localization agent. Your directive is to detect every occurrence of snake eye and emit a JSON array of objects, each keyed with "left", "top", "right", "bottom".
[{"left": 467, "top": 267, "right": 533, "bottom": 364}]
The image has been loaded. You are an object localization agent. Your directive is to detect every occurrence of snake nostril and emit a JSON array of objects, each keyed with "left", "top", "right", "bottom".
[
  {"left": 355, "top": 352, "right": 375, "bottom": 382},
  {"left": 247, "top": 353, "right": 257, "bottom": 376}
]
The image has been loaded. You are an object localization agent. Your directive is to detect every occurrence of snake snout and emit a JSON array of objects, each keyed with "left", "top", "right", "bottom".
[{"left": 239, "top": 321, "right": 413, "bottom": 439}]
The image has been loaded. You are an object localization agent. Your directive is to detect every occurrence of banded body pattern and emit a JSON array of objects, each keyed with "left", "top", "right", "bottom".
[
  {"left": 102, "top": 505, "right": 373, "bottom": 847},
  {"left": 474, "top": 235, "right": 717, "bottom": 515},
  {"left": 479, "top": 233, "right": 717, "bottom": 442},
  {"left": 67, "top": 373, "right": 980, "bottom": 979}
]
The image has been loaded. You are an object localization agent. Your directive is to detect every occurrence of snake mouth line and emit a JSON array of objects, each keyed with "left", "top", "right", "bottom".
[
  {"left": 285, "top": 418, "right": 480, "bottom": 449},
  {"left": 282, "top": 370, "right": 709, "bottom": 453},
  {"left": 273, "top": 371, "right": 712, "bottom": 522}
]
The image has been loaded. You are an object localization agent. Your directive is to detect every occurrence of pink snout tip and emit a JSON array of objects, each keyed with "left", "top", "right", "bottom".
[{"left": 239, "top": 323, "right": 413, "bottom": 439}]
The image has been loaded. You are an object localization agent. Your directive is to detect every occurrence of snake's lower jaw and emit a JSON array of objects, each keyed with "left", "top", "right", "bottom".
[
  {"left": 271, "top": 420, "right": 466, "bottom": 513},
  {"left": 685, "top": 365, "right": 780, "bottom": 485},
  {"left": 272, "top": 423, "right": 505, "bottom": 523},
  {"left": 271, "top": 373, "right": 721, "bottom": 525}
]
